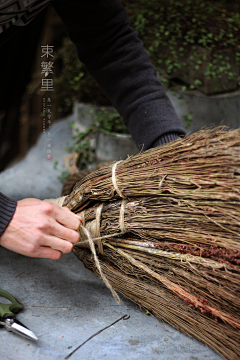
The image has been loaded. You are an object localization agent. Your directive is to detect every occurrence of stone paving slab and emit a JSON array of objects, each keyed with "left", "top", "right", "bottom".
[{"left": 1, "top": 247, "right": 221, "bottom": 360}]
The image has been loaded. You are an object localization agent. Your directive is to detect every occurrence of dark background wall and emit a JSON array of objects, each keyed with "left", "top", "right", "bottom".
[{"left": 0, "top": 5, "right": 65, "bottom": 171}]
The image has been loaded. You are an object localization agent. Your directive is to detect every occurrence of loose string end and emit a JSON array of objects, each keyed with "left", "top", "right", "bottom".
[{"left": 80, "top": 225, "right": 121, "bottom": 304}]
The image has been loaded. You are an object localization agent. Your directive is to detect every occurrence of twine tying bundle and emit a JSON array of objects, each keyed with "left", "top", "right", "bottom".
[
  {"left": 46, "top": 163, "right": 128, "bottom": 302},
  {"left": 111, "top": 160, "right": 125, "bottom": 198},
  {"left": 79, "top": 224, "right": 120, "bottom": 303},
  {"left": 76, "top": 200, "right": 127, "bottom": 248},
  {"left": 45, "top": 196, "right": 123, "bottom": 303}
]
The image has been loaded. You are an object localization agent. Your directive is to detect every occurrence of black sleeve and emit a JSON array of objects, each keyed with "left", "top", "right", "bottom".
[
  {"left": 52, "top": 0, "right": 186, "bottom": 150},
  {"left": 0, "top": 192, "right": 17, "bottom": 236}
]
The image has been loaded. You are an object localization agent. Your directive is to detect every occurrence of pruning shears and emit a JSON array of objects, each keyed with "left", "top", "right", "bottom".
[{"left": 0, "top": 289, "right": 38, "bottom": 341}]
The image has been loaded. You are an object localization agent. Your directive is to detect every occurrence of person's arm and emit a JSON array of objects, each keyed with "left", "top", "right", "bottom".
[
  {"left": 0, "top": 192, "right": 17, "bottom": 236},
  {"left": 52, "top": 0, "right": 185, "bottom": 150},
  {"left": 0, "top": 193, "right": 81, "bottom": 259}
]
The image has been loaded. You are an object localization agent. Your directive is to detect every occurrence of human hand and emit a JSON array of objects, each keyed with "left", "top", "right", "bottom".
[{"left": 0, "top": 198, "right": 81, "bottom": 260}]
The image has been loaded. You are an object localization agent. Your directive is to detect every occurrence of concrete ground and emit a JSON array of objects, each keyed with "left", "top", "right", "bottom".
[{"left": 0, "top": 118, "right": 222, "bottom": 360}]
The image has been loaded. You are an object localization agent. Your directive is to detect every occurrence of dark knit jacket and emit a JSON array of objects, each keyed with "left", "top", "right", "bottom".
[{"left": 0, "top": 0, "right": 186, "bottom": 235}]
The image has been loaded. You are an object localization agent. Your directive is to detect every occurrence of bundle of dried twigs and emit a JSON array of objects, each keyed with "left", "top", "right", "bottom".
[
  {"left": 62, "top": 169, "right": 92, "bottom": 196},
  {"left": 63, "top": 127, "right": 240, "bottom": 360},
  {"left": 62, "top": 162, "right": 112, "bottom": 196}
]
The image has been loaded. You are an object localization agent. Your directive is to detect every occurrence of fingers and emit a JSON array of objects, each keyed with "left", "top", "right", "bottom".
[
  {"left": 43, "top": 202, "right": 81, "bottom": 230},
  {"left": 38, "top": 203, "right": 81, "bottom": 244},
  {"left": 35, "top": 247, "right": 63, "bottom": 261},
  {"left": 15, "top": 233, "right": 74, "bottom": 259},
  {"left": 61, "top": 206, "right": 82, "bottom": 230},
  {"left": 0, "top": 198, "right": 82, "bottom": 260},
  {"left": 41, "top": 235, "right": 74, "bottom": 254},
  {"left": 43, "top": 219, "right": 80, "bottom": 244}
]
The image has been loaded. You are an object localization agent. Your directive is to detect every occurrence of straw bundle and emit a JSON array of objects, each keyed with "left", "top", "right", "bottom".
[
  {"left": 63, "top": 127, "right": 240, "bottom": 360},
  {"left": 62, "top": 162, "right": 112, "bottom": 196},
  {"left": 62, "top": 169, "right": 92, "bottom": 196}
]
